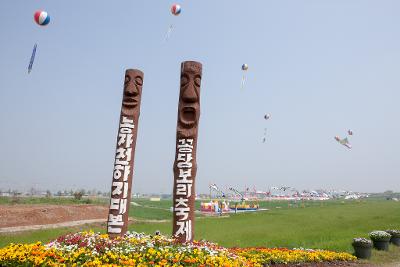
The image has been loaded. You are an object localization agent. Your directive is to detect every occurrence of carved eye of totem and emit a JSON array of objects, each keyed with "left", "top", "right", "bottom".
[
  {"left": 181, "top": 75, "right": 189, "bottom": 87},
  {"left": 194, "top": 76, "right": 201, "bottom": 87},
  {"left": 124, "top": 75, "right": 131, "bottom": 87},
  {"left": 135, "top": 76, "right": 143, "bottom": 87}
]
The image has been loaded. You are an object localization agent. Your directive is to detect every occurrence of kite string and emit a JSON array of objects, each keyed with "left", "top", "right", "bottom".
[
  {"left": 164, "top": 24, "right": 173, "bottom": 42},
  {"left": 241, "top": 75, "right": 246, "bottom": 89},
  {"left": 262, "top": 128, "right": 267, "bottom": 143}
]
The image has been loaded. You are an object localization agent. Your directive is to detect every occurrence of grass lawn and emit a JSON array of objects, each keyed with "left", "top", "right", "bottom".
[
  {"left": 364, "top": 245, "right": 400, "bottom": 265},
  {"left": 128, "top": 199, "right": 400, "bottom": 252}
]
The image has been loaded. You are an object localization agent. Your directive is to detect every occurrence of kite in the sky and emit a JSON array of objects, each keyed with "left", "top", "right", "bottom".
[
  {"left": 241, "top": 63, "right": 248, "bottom": 89},
  {"left": 335, "top": 136, "right": 352, "bottom": 149},
  {"left": 348, "top": 129, "right": 353, "bottom": 136},
  {"left": 165, "top": 4, "right": 181, "bottom": 41},
  {"left": 28, "top": 43, "right": 37, "bottom": 74}
]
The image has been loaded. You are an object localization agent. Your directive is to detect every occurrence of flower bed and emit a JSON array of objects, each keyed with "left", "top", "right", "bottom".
[
  {"left": 0, "top": 231, "right": 356, "bottom": 267},
  {"left": 230, "top": 247, "right": 356, "bottom": 265}
]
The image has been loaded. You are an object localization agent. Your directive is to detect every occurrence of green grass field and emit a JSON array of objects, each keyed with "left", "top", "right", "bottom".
[
  {"left": 1, "top": 198, "right": 399, "bottom": 264},
  {"left": 128, "top": 199, "right": 400, "bottom": 251}
]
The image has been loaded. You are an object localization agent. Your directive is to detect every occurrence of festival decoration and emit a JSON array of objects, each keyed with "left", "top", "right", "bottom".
[{"left": 34, "top": 10, "right": 50, "bottom": 26}]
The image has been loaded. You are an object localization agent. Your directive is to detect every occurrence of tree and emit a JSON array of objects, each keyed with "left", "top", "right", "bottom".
[{"left": 73, "top": 190, "right": 84, "bottom": 200}]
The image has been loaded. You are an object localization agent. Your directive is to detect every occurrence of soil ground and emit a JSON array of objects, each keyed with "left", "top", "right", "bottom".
[
  {"left": 0, "top": 204, "right": 108, "bottom": 228},
  {"left": 0, "top": 204, "right": 169, "bottom": 233}
]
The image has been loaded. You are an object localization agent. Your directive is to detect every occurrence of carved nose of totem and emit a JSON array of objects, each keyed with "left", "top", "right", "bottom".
[
  {"left": 182, "top": 83, "right": 197, "bottom": 103},
  {"left": 126, "top": 82, "right": 139, "bottom": 96}
]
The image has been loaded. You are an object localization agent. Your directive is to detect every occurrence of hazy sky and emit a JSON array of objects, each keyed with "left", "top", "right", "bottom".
[{"left": 1, "top": 1, "right": 399, "bottom": 194}]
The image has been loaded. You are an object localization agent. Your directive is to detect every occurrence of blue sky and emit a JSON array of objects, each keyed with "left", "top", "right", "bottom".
[{"left": 0, "top": 1, "right": 399, "bottom": 194}]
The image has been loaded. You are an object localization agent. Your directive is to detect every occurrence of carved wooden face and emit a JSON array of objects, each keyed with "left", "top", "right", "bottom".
[
  {"left": 178, "top": 62, "right": 202, "bottom": 129},
  {"left": 122, "top": 69, "right": 143, "bottom": 116}
]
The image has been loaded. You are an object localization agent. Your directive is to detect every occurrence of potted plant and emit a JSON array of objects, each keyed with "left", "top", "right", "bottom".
[
  {"left": 386, "top": 229, "right": 400, "bottom": 246},
  {"left": 352, "top": 238, "right": 372, "bottom": 259},
  {"left": 369, "top": 231, "right": 391, "bottom": 251}
]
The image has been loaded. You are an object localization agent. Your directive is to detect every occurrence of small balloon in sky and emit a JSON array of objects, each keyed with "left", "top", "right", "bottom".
[
  {"left": 262, "top": 114, "right": 270, "bottom": 142},
  {"left": 165, "top": 4, "right": 181, "bottom": 41},
  {"left": 30, "top": 10, "right": 49, "bottom": 73},
  {"left": 34, "top": 10, "right": 50, "bottom": 26},
  {"left": 171, "top": 4, "right": 182, "bottom": 16},
  {"left": 241, "top": 64, "right": 249, "bottom": 89}
]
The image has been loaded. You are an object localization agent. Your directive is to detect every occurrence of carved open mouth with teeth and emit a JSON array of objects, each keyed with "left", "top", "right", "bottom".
[{"left": 179, "top": 106, "right": 197, "bottom": 127}]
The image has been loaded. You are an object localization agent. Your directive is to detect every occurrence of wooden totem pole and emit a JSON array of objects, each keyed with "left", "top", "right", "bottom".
[
  {"left": 172, "top": 61, "right": 202, "bottom": 242},
  {"left": 107, "top": 69, "right": 144, "bottom": 237}
]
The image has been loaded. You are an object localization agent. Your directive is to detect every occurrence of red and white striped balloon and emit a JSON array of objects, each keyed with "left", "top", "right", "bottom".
[
  {"left": 171, "top": 4, "right": 181, "bottom": 16},
  {"left": 34, "top": 10, "right": 50, "bottom": 26}
]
